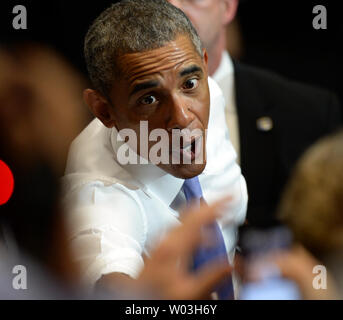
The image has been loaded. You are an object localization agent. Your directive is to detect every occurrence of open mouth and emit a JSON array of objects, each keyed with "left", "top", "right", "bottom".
[
  {"left": 171, "top": 136, "right": 202, "bottom": 163},
  {"left": 181, "top": 138, "right": 196, "bottom": 158}
]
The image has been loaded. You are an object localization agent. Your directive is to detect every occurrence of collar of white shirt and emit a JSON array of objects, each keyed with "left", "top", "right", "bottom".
[
  {"left": 212, "top": 51, "right": 235, "bottom": 113},
  {"left": 111, "top": 139, "right": 185, "bottom": 207},
  {"left": 212, "top": 51, "right": 234, "bottom": 84}
]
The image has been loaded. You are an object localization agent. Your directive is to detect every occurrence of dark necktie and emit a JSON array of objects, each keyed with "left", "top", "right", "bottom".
[{"left": 182, "top": 176, "right": 234, "bottom": 300}]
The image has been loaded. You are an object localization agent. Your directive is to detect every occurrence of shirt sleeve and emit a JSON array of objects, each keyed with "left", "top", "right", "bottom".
[{"left": 63, "top": 181, "right": 148, "bottom": 287}]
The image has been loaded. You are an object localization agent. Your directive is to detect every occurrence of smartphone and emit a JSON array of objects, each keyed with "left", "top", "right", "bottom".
[{"left": 238, "top": 224, "right": 301, "bottom": 300}]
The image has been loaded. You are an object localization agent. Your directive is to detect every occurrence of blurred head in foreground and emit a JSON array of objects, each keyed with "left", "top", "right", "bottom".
[
  {"left": 0, "top": 44, "right": 87, "bottom": 287},
  {"left": 278, "top": 130, "right": 343, "bottom": 298}
]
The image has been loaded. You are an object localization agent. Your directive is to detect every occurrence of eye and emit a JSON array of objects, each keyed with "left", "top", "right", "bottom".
[
  {"left": 182, "top": 78, "right": 199, "bottom": 90},
  {"left": 140, "top": 95, "right": 157, "bottom": 105}
]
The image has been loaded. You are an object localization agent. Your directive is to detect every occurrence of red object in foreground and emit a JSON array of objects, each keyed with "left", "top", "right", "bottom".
[{"left": 0, "top": 160, "right": 14, "bottom": 205}]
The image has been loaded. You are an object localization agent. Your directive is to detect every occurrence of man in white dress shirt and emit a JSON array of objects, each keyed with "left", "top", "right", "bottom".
[{"left": 61, "top": 0, "right": 247, "bottom": 294}]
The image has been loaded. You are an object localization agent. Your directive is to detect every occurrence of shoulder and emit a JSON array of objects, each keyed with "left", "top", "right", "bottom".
[
  {"left": 62, "top": 180, "right": 149, "bottom": 284},
  {"left": 63, "top": 118, "right": 140, "bottom": 191},
  {"left": 234, "top": 62, "right": 341, "bottom": 127},
  {"left": 64, "top": 118, "right": 112, "bottom": 175},
  {"left": 63, "top": 180, "right": 148, "bottom": 246}
]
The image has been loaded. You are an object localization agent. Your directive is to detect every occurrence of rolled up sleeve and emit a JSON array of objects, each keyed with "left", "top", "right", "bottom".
[{"left": 63, "top": 181, "right": 148, "bottom": 287}]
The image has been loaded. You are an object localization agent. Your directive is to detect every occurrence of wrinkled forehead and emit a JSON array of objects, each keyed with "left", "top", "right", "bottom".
[{"left": 116, "top": 35, "right": 203, "bottom": 86}]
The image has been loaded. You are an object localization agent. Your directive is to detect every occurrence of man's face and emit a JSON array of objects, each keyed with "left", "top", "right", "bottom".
[
  {"left": 167, "top": 0, "right": 227, "bottom": 53},
  {"left": 108, "top": 35, "right": 210, "bottom": 179}
]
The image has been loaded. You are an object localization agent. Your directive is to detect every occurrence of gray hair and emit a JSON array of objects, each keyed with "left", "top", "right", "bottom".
[{"left": 84, "top": 0, "right": 203, "bottom": 98}]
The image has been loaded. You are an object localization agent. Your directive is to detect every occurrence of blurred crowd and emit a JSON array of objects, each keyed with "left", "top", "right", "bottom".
[{"left": 1, "top": 0, "right": 343, "bottom": 300}]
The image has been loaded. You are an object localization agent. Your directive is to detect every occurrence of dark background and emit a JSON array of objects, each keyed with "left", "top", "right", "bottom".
[
  {"left": 1, "top": 0, "right": 342, "bottom": 108},
  {"left": 238, "top": 0, "right": 343, "bottom": 109}
]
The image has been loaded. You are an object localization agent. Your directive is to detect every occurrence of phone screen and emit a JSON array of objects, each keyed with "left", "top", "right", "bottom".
[{"left": 238, "top": 225, "right": 301, "bottom": 300}]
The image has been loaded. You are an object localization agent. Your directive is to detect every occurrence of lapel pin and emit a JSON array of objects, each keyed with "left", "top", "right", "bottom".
[{"left": 256, "top": 116, "right": 273, "bottom": 132}]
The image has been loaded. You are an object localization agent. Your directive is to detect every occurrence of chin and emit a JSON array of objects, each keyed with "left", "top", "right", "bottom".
[{"left": 159, "top": 161, "right": 207, "bottom": 179}]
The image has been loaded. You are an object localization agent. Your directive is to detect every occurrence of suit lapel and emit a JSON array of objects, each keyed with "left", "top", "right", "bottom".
[{"left": 233, "top": 62, "right": 278, "bottom": 222}]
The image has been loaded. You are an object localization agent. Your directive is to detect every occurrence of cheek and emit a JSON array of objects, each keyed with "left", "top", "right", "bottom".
[
  {"left": 201, "top": 97, "right": 210, "bottom": 128},
  {"left": 199, "top": 9, "right": 223, "bottom": 41},
  {"left": 113, "top": 103, "right": 138, "bottom": 127},
  {"left": 191, "top": 92, "right": 210, "bottom": 127},
  {"left": 180, "top": 8, "right": 197, "bottom": 24},
  {"left": 200, "top": 86, "right": 210, "bottom": 125},
  {"left": 181, "top": 9, "right": 206, "bottom": 36}
]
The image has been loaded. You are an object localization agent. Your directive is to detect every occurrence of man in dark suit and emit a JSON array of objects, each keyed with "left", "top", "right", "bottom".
[{"left": 168, "top": 0, "right": 341, "bottom": 227}]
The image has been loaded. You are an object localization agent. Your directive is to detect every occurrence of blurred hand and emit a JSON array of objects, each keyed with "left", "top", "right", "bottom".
[
  {"left": 98, "top": 198, "right": 232, "bottom": 299},
  {"left": 137, "top": 197, "right": 232, "bottom": 299},
  {"left": 270, "top": 245, "right": 338, "bottom": 300}
]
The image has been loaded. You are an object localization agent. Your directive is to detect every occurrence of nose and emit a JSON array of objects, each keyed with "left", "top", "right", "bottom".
[{"left": 167, "top": 94, "right": 195, "bottom": 132}]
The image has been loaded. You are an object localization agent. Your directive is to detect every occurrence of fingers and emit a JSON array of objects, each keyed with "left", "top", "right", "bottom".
[
  {"left": 153, "top": 196, "right": 232, "bottom": 263},
  {"left": 188, "top": 261, "right": 232, "bottom": 300},
  {"left": 139, "top": 196, "right": 234, "bottom": 300},
  {"left": 143, "top": 196, "right": 231, "bottom": 265},
  {"left": 270, "top": 245, "right": 320, "bottom": 280},
  {"left": 175, "top": 196, "right": 232, "bottom": 253},
  {"left": 180, "top": 195, "right": 232, "bottom": 225}
]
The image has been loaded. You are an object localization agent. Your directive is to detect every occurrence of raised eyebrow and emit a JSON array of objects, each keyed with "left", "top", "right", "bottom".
[
  {"left": 130, "top": 80, "right": 159, "bottom": 96},
  {"left": 179, "top": 65, "right": 203, "bottom": 78}
]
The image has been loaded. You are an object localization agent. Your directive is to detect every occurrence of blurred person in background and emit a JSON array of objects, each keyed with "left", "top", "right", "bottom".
[
  {"left": 236, "top": 223, "right": 339, "bottom": 300},
  {"left": 167, "top": 0, "right": 342, "bottom": 228},
  {"left": 0, "top": 44, "right": 86, "bottom": 298},
  {"left": 236, "top": 130, "right": 343, "bottom": 300},
  {"left": 0, "top": 44, "right": 232, "bottom": 299},
  {"left": 275, "top": 130, "right": 343, "bottom": 299},
  {"left": 237, "top": 224, "right": 302, "bottom": 300}
]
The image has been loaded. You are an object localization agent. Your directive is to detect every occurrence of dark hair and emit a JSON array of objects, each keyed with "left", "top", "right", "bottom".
[{"left": 84, "top": 0, "right": 203, "bottom": 98}]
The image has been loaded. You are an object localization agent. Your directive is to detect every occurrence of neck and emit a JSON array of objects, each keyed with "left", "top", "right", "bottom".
[{"left": 207, "top": 28, "right": 227, "bottom": 76}]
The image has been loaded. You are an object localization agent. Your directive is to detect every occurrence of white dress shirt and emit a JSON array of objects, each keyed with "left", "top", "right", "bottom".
[
  {"left": 61, "top": 77, "right": 247, "bottom": 287},
  {"left": 212, "top": 51, "right": 240, "bottom": 163}
]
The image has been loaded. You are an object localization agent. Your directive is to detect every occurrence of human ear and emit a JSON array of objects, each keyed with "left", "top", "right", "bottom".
[
  {"left": 83, "top": 89, "right": 116, "bottom": 128},
  {"left": 202, "top": 49, "right": 209, "bottom": 74},
  {"left": 222, "top": 0, "right": 239, "bottom": 26}
]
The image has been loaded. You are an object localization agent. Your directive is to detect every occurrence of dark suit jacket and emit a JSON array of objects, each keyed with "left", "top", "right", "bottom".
[{"left": 233, "top": 62, "right": 342, "bottom": 227}]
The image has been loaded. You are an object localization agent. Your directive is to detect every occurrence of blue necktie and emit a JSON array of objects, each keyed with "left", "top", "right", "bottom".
[{"left": 182, "top": 176, "right": 234, "bottom": 300}]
